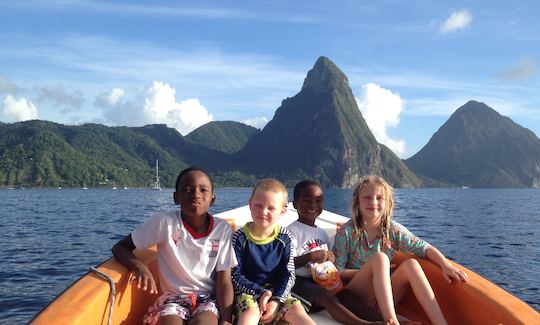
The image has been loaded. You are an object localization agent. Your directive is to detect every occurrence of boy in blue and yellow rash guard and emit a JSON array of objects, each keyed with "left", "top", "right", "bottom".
[{"left": 231, "top": 179, "right": 315, "bottom": 325}]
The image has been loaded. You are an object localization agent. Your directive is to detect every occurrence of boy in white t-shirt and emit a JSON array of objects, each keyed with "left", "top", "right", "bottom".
[
  {"left": 288, "top": 180, "right": 380, "bottom": 325},
  {"left": 112, "top": 167, "right": 236, "bottom": 325}
]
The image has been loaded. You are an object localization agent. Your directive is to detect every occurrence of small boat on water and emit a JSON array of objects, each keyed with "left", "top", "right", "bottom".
[
  {"left": 150, "top": 160, "right": 161, "bottom": 191},
  {"left": 31, "top": 204, "right": 540, "bottom": 325}
]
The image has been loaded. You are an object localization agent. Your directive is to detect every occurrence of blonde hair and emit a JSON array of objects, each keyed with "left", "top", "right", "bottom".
[
  {"left": 251, "top": 178, "right": 288, "bottom": 207},
  {"left": 351, "top": 175, "right": 394, "bottom": 251}
]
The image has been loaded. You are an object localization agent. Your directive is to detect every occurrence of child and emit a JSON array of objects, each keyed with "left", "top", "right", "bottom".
[
  {"left": 231, "top": 178, "right": 316, "bottom": 325},
  {"left": 112, "top": 166, "right": 236, "bottom": 325},
  {"left": 333, "top": 175, "right": 469, "bottom": 325},
  {"left": 288, "top": 180, "right": 379, "bottom": 325}
]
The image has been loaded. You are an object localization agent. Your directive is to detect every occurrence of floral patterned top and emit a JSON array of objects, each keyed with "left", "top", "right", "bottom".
[{"left": 333, "top": 219, "right": 430, "bottom": 272}]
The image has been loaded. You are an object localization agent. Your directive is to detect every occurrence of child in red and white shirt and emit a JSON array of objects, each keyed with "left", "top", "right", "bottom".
[{"left": 113, "top": 167, "right": 236, "bottom": 325}]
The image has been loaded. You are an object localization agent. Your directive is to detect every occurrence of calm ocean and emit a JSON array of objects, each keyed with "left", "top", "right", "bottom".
[{"left": 1, "top": 188, "right": 539, "bottom": 323}]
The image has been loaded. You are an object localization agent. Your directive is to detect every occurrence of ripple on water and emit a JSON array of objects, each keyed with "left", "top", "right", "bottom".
[{"left": 484, "top": 253, "right": 509, "bottom": 258}]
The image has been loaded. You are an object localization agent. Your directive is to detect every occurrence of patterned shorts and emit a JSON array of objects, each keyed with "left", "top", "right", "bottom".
[
  {"left": 143, "top": 292, "right": 219, "bottom": 325},
  {"left": 235, "top": 293, "right": 301, "bottom": 324}
]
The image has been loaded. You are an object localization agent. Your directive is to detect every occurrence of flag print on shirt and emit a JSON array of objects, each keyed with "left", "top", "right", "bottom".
[
  {"left": 207, "top": 239, "right": 220, "bottom": 258},
  {"left": 301, "top": 238, "right": 326, "bottom": 254},
  {"left": 172, "top": 233, "right": 182, "bottom": 247}
]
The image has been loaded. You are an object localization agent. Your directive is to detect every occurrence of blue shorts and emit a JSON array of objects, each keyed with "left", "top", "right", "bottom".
[{"left": 291, "top": 276, "right": 325, "bottom": 312}]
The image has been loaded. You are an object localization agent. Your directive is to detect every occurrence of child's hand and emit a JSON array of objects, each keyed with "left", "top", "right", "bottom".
[
  {"left": 131, "top": 265, "right": 158, "bottom": 294},
  {"left": 326, "top": 250, "right": 335, "bottom": 263},
  {"left": 441, "top": 262, "right": 468, "bottom": 283},
  {"left": 258, "top": 290, "right": 272, "bottom": 309},
  {"left": 259, "top": 300, "right": 278, "bottom": 323},
  {"left": 258, "top": 291, "right": 273, "bottom": 321},
  {"left": 310, "top": 250, "right": 335, "bottom": 263}
]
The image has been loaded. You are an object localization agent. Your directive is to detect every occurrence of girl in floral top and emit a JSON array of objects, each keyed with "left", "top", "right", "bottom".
[{"left": 333, "top": 175, "right": 468, "bottom": 325}]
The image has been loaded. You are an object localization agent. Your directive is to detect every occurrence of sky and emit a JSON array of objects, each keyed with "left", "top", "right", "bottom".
[{"left": 1, "top": 1, "right": 539, "bottom": 159}]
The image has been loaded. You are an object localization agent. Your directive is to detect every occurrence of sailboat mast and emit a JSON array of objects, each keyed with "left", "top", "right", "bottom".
[
  {"left": 151, "top": 159, "right": 161, "bottom": 190},
  {"left": 155, "top": 160, "right": 160, "bottom": 184}
]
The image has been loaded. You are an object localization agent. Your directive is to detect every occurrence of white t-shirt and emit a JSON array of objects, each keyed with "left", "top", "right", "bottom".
[
  {"left": 132, "top": 210, "right": 237, "bottom": 295},
  {"left": 287, "top": 220, "right": 330, "bottom": 278}
]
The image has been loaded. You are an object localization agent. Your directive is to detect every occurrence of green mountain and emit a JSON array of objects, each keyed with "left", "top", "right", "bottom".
[
  {"left": 234, "top": 57, "right": 422, "bottom": 188},
  {"left": 133, "top": 124, "right": 233, "bottom": 172},
  {"left": 186, "top": 121, "right": 259, "bottom": 154},
  {"left": 405, "top": 100, "right": 540, "bottom": 187},
  {"left": 0, "top": 121, "right": 191, "bottom": 188}
]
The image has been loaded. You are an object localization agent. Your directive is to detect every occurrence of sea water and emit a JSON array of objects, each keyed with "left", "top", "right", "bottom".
[{"left": 0, "top": 188, "right": 539, "bottom": 323}]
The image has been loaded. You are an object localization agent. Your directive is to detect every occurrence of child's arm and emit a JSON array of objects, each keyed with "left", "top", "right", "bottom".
[
  {"left": 271, "top": 231, "right": 296, "bottom": 302},
  {"left": 393, "top": 221, "right": 469, "bottom": 284},
  {"left": 112, "top": 234, "right": 158, "bottom": 294},
  {"left": 215, "top": 268, "right": 234, "bottom": 325},
  {"left": 332, "top": 224, "right": 359, "bottom": 282},
  {"left": 426, "top": 246, "right": 469, "bottom": 283},
  {"left": 294, "top": 250, "right": 334, "bottom": 268}
]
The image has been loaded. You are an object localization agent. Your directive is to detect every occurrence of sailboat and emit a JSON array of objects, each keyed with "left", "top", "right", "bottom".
[{"left": 150, "top": 160, "right": 161, "bottom": 191}]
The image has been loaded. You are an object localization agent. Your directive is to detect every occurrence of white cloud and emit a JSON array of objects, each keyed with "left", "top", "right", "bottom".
[
  {"left": 500, "top": 56, "right": 537, "bottom": 81},
  {"left": 356, "top": 83, "right": 406, "bottom": 157},
  {"left": 440, "top": 10, "right": 472, "bottom": 34},
  {"left": 0, "top": 76, "right": 18, "bottom": 94},
  {"left": 36, "top": 84, "right": 84, "bottom": 112},
  {"left": 241, "top": 116, "right": 268, "bottom": 130},
  {"left": 0, "top": 94, "right": 39, "bottom": 122},
  {"left": 96, "top": 88, "right": 125, "bottom": 107},
  {"left": 101, "top": 81, "right": 213, "bottom": 135},
  {"left": 166, "top": 98, "right": 213, "bottom": 135}
]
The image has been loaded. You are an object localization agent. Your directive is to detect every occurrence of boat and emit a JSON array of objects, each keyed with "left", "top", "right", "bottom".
[
  {"left": 150, "top": 160, "right": 161, "bottom": 191},
  {"left": 31, "top": 204, "right": 540, "bottom": 325}
]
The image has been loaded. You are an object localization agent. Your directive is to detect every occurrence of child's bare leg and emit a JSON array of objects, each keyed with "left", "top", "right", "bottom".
[
  {"left": 282, "top": 304, "right": 316, "bottom": 325},
  {"left": 159, "top": 315, "right": 185, "bottom": 325},
  {"left": 337, "top": 289, "right": 384, "bottom": 322},
  {"left": 189, "top": 310, "right": 218, "bottom": 325},
  {"left": 391, "top": 259, "right": 446, "bottom": 325},
  {"left": 236, "top": 306, "right": 260, "bottom": 325},
  {"left": 346, "top": 252, "right": 399, "bottom": 324},
  {"left": 316, "top": 289, "right": 378, "bottom": 324}
]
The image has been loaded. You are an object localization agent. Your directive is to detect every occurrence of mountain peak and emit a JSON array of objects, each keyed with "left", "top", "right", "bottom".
[
  {"left": 455, "top": 100, "right": 497, "bottom": 116},
  {"left": 406, "top": 101, "right": 540, "bottom": 187},
  {"left": 238, "top": 56, "right": 421, "bottom": 188},
  {"left": 301, "top": 56, "right": 349, "bottom": 93}
]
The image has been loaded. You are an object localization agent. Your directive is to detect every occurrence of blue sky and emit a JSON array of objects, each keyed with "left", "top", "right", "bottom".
[{"left": 1, "top": 1, "right": 538, "bottom": 158}]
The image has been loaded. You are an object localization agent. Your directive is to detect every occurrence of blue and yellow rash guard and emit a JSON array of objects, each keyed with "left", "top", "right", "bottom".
[{"left": 231, "top": 223, "right": 296, "bottom": 303}]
